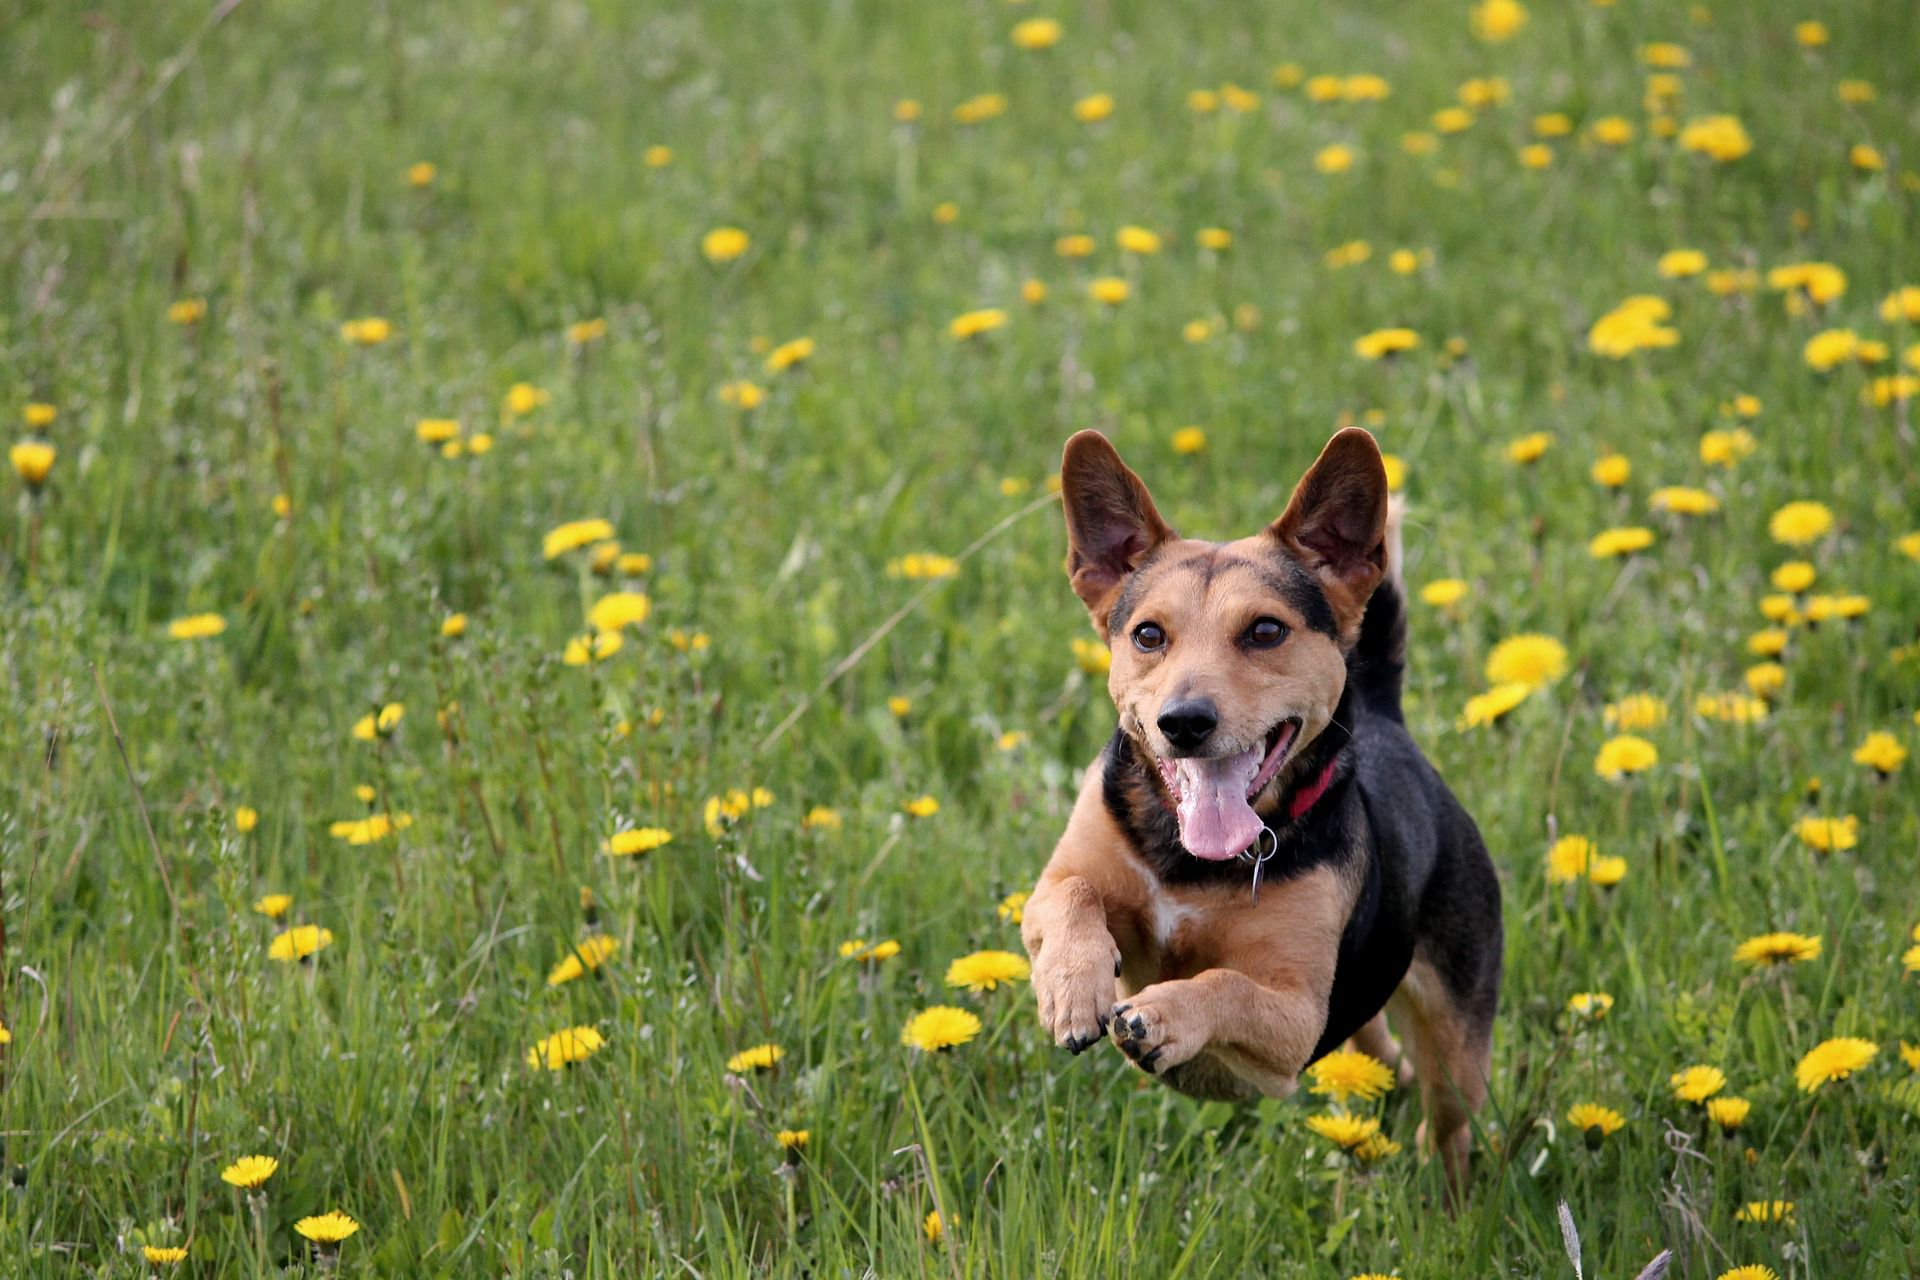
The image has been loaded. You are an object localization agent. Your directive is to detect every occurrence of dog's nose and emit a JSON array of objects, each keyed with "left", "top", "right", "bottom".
[{"left": 1156, "top": 699, "right": 1218, "bottom": 755}]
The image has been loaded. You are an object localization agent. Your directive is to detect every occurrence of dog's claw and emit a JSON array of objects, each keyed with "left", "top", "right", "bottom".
[{"left": 1138, "top": 1047, "right": 1162, "bottom": 1074}]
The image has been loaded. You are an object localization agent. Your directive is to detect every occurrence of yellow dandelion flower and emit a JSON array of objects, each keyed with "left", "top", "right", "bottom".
[
  {"left": 339, "top": 317, "right": 393, "bottom": 345},
  {"left": 562, "top": 631, "right": 623, "bottom": 666},
  {"left": 351, "top": 702, "right": 405, "bottom": 741},
  {"left": 1736, "top": 1200, "right": 1794, "bottom": 1225},
  {"left": 1073, "top": 93, "right": 1114, "bottom": 123},
  {"left": 1705, "top": 1096, "right": 1750, "bottom": 1132},
  {"left": 547, "top": 935, "right": 620, "bottom": 986},
  {"left": 901, "top": 1006, "right": 982, "bottom": 1051},
  {"left": 1567, "top": 991, "right": 1614, "bottom": 1019},
  {"left": 1670, "top": 1064, "right": 1727, "bottom": 1103},
  {"left": 1485, "top": 634, "right": 1566, "bottom": 690},
  {"left": 10, "top": 440, "right": 56, "bottom": 491},
  {"left": 1420, "top": 578, "right": 1468, "bottom": 608},
  {"left": 1307, "top": 1050, "right": 1396, "bottom": 1103},
  {"left": 295, "top": 1211, "right": 361, "bottom": 1245},
  {"left": 944, "top": 949, "right": 1031, "bottom": 992},
  {"left": 142, "top": 1246, "right": 189, "bottom": 1264},
  {"left": 949, "top": 308, "right": 1008, "bottom": 341},
  {"left": 253, "top": 893, "right": 291, "bottom": 920},
  {"left": 1649, "top": 486, "right": 1719, "bottom": 516},
  {"left": 1589, "top": 453, "right": 1631, "bottom": 488},
  {"left": 526, "top": 1026, "right": 606, "bottom": 1070},
  {"left": 1458, "top": 682, "right": 1532, "bottom": 730},
  {"left": 1795, "top": 1036, "right": 1877, "bottom": 1091},
  {"left": 543, "top": 519, "right": 615, "bottom": 560},
  {"left": 587, "top": 591, "right": 651, "bottom": 633},
  {"left": 1604, "top": 694, "right": 1667, "bottom": 732},
  {"left": 1315, "top": 144, "right": 1355, "bottom": 174},
  {"left": 700, "top": 226, "right": 750, "bottom": 263},
  {"left": 268, "top": 925, "right": 334, "bottom": 962},
  {"left": 1470, "top": 0, "right": 1528, "bottom": 41},
  {"left": 839, "top": 938, "right": 901, "bottom": 963},
  {"left": 167, "top": 613, "right": 228, "bottom": 640},
  {"left": 1733, "top": 932, "right": 1820, "bottom": 965},
  {"left": 1009, "top": 16, "right": 1062, "bottom": 49},
  {"left": 1353, "top": 328, "right": 1420, "bottom": 360},
  {"left": 727, "top": 1042, "right": 783, "bottom": 1073},
  {"left": 1566, "top": 1102, "right": 1625, "bottom": 1144},
  {"left": 1170, "top": 426, "right": 1208, "bottom": 455},
  {"left": 1088, "top": 276, "right": 1130, "bottom": 305},
  {"left": 167, "top": 297, "right": 207, "bottom": 325},
  {"left": 802, "top": 806, "right": 842, "bottom": 831},
  {"left": 221, "top": 1155, "right": 279, "bottom": 1189},
  {"left": 1593, "top": 735, "right": 1658, "bottom": 780},
  {"left": 904, "top": 795, "right": 940, "bottom": 818},
  {"left": 1851, "top": 731, "right": 1906, "bottom": 775},
  {"left": 1793, "top": 814, "right": 1859, "bottom": 853},
  {"left": 1305, "top": 1113, "right": 1381, "bottom": 1149},
  {"left": 764, "top": 336, "right": 817, "bottom": 374},
  {"left": 1588, "top": 526, "right": 1655, "bottom": 559},
  {"left": 1716, "top": 1269, "right": 1778, "bottom": 1280}
]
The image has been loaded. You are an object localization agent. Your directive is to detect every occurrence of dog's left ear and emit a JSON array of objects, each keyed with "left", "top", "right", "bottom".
[
  {"left": 1269, "top": 427, "right": 1390, "bottom": 634},
  {"left": 1060, "top": 430, "right": 1177, "bottom": 629}
]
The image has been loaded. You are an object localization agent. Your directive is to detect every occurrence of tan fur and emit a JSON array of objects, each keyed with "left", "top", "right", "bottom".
[{"left": 1388, "top": 957, "right": 1492, "bottom": 1201}]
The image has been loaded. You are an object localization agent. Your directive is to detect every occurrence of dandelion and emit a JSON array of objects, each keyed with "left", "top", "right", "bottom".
[
  {"left": 949, "top": 308, "right": 1008, "bottom": 341},
  {"left": 901, "top": 1006, "right": 982, "bottom": 1051},
  {"left": 167, "top": 297, "right": 207, "bottom": 326},
  {"left": 1587, "top": 855, "right": 1627, "bottom": 887},
  {"left": 700, "top": 227, "right": 750, "bottom": 263},
  {"left": 142, "top": 1246, "right": 189, "bottom": 1265},
  {"left": 1795, "top": 1036, "right": 1877, "bottom": 1091},
  {"left": 221, "top": 1155, "right": 279, "bottom": 1189},
  {"left": 1307, "top": 1050, "right": 1396, "bottom": 1104},
  {"left": 268, "top": 925, "right": 334, "bottom": 962},
  {"left": 525, "top": 1026, "right": 606, "bottom": 1071},
  {"left": 1484, "top": 635, "right": 1566, "bottom": 690},
  {"left": 1170, "top": 426, "right": 1207, "bottom": 454},
  {"left": 951, "top": 93, "right": 1007, "bottom": 125},
  {"left": 802, "top": 806, "right": 842, "bottom": 831},
  {"left": 1547, "top": 835, "right": 1596, "bottom": 884},
  {"left": 904, "top": 795, "right": 940, "bottom": 818},
  {"left": 339, "top": 317, "right": 392, "bottom": 345},
  {"left": 839, "top": 938, "right": 901, "bottom": 962},
  {"left": 1649, "top": 485, "right": 1719, "bottom": 516},
  {"left": 1604, "top": 694, "right": 1668, "bottom": 731},
  {"left": 1677, "top": 114, "right": 1752, "bottom": 162},
  {"left": 1705, "top": 1096, "right": 1750, "bottom": 1132},
  {"left": 1352, "top": 328, "right": 1419, "bottom": 361},
  {"left": 1803, "top": 328, "right": 1859, "bottom": 372},
  {"left": 1116, "top": 225, "right": 1162, "bottom": 255},
  {"left": 1734, "top": 932, "right": 1820, "bottom": 965},
  {"left": 776, "top": 1129, "right": 809, "bottom": 1159},
  {"left": 1470, "top": 0, "right": 1528, "bottom": 41},
  {"left": 1420, "top": 579, "right": 1468, "bottom": 608},
  {"left": 944, "top": 950, "right": 1031, "bottom": 992},
  {"left": 1315, "top": 144, "right": 1355, "bottom": 174},
  {"left": 1851, "top": 731, "right": 1906, "bottom": 776},
  {"left": 1699, "top": 429, "right": 1756, "bottom": 468},
  {"left": 1304, "top": 1113, "right": 1381, "bottom": 1149},
  {"left": 232, "top": 806, "right": 259, "bottom": 834},
  {"left": 1588, "top": 526, "right": 1655, "bottom": 558},
  {"left": 1594, "top": 735, "right": 1658, "bottom": 780},
  {"left": 1670, "top": 1064, "right": 1726, "bottom": 1103},
  {"left": 764, "top": 337, "right": 816, "bottom": 374},
  {"left": 1736, "top": 1200, "right": 1794, "bottom": 1225},
  {"left": 1088, "top": 277, "right": 1130, "bottom": 305},
  {"left": 253, "top": 893, "right": 291, "bottom": 920},
  {"left": 923, "top": 1210, "right": 945, "bottom": 1243},
  {"left": 168, "top": 613, "right": 228, "bottom": 640},
  {"left": 587, "top": 591, "right": 651, "bottom": 633},
  {"left": 10, "top": 440, "right": 56, "bottom": 492},
  {"left": 1073, "top": 93, "right": 1114, "bottom": 123},
  {"left": 1458, "top": 682, "right": 1531, "bottom": 729},
  {"left": 1567, "top": 1102, "right": 1625, "bottom": 1146},
  {"left": 547, "top": 935, "right": 619, "bottom": 986},
  {"left": 1010, "top": 16, "right": 1062, "bottom": 49},
  {"left": 726, "top": 1042, "right": 784, "bottom": 1073},
  {"left": 562, "top": 632, "right": 623, "bottom": 666},
  {"left": 1589, "top": 116, "right": 1634, "bottom": 145},
  {"left": 543, "top": 519, "right": 616, "bottom": 560},
  {"left": 1567, "top": 991, "right": 1614, "bottom": 1019},
  {"left": 996, "top": 892, "right": 1028, "bottom": 925},
  {"left": 351, "top": 703, "right": 404, "bottom": 741},
  {"left": 1793, "top": 814, "right": 1858, "bottom": 853},
  {"left": 1197, "top": 227, "right": 1233, "bottom": 251},
  {"left": 1518, "top": 143, "right": 1554, "bottom": 169},
  {"left": 328, "top": 813, "right": 412, "bottom": 845}
]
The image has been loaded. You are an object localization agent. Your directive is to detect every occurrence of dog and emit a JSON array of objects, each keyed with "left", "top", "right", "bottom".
[{"left": 1020, "top": 426, "right": 1502, "bottom": 1192}]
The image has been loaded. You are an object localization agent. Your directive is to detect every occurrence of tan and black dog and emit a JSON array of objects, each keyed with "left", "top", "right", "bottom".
[{"left": 1021, "top": 426, "right": 1502, "bottom": 1191}]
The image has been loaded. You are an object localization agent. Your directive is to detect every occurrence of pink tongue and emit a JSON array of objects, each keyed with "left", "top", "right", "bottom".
[{"left": 1173, "top": 746, "right": 1265, "bottom": 861}]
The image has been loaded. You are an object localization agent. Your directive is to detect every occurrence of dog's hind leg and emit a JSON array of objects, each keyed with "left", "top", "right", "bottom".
[{"left": 1389, "top": 958, "right": 1493, "bottom": 1205}]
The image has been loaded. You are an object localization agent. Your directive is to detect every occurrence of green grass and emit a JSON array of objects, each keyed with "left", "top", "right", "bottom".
[{"left": 4, "top": 0, "right": 1920, "bottom": 1274}]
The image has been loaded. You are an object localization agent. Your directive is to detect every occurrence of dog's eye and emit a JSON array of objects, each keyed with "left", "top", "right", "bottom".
[
  {"left": 1245, "top": 617, "right": 1289, "bottom": 648},
  {"left": 1131, "top": 623, "right": 1166, "bottom": 653}
]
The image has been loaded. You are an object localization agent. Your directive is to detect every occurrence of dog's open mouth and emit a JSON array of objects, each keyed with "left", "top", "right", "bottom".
[{"left": 1154, "top": 717, "right": 1301, "bottom": 861}]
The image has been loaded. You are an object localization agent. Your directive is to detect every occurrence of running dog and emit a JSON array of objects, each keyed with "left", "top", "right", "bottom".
[{"left": 1020, "top": 426, "right": 1502, "bottom": 1192}]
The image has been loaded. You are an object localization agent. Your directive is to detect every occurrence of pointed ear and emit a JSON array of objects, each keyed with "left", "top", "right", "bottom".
[
  {"left": 1269, "top": 427, "right": 1390, "bottom": 633},
  {"left": 1060, "top": 430, "right": 1176, "bottom": 627}
]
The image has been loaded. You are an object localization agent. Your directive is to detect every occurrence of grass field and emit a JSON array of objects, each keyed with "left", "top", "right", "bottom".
[{"left": 5, "top": 0, "right": 1920, "bottom": 1274}]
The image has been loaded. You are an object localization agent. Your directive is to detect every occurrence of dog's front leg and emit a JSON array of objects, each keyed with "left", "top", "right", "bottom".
[
  {"left": 1110, "top": 969, "right": 1327, "bottom": 1096},
  {"left": 1022, "top": 874, "right": 1121, "bottom": 1054}
]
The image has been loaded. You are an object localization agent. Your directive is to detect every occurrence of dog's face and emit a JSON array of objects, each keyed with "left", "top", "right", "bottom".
[{"left": 1060, "top": 428, "right": 1389, "bottom": 862}]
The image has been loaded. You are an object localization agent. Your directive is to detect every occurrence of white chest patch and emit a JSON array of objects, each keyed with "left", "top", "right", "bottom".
[{"left": 1149, "top": 895, "right": 1203, "bottom": 949}]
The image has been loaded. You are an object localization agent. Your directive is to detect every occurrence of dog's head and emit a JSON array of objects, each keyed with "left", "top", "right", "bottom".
[{"left": 1060, "top": 427, "right": 1390, "bottom": 862}]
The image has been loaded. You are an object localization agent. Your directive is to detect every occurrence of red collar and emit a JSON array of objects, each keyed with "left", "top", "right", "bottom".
[{"left": 1286, "top": 754, "right": 1342, "bottom": 821}]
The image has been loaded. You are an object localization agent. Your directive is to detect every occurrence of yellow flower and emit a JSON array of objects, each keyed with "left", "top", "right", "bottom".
[
  {"left": 587, "top": 591, "right": 651, "bottom": 633},
  {"left": 1705, "top": 1096, "right": 1750, "bottom": 1132},
  {"left": 1734, "top": 932, "right": 1821, "bottom": 966},
  {"left": 229, "top": 805, "right": 259, "bottom": 834},
  {"left": 1351, "top": 1135, "right": 1401, "bottom": 1163},
  {"left": 167, "top": 613, "right": 228, "bottom": 640},
  {"left": 1088, "top": 276, "right": 1130, "bottom": 305},
  {"left": 1518, "top": 143, "right": 1554, "bottom": 170},
  {"left": 1314, "top": 144, "right": 1355, "bottom": 174},
  {"left": 1699, "top": 428, "right": 1756, "bottom": 467},
  {"left": 1566, "top": 1102, "right": 1625, "bottom": 1143},
  {"left": 701, "top": 227, "right": 751, "bottom": 263},
  {"left": 1197, "top": 227, "right": 1232, "bottom": 251},
  {"left": 503, "top": 382, "right": 550, "bottom": 417},
  {"left": 1594, "top": 734, "right": 1658, "bottom": 780},
  {"left": 1744, "top": 662, "right": 1786, "bottom": 699},
  {"left": 1793, "top": 814, "right": 1859, "bottom": 853},
  {"left": 802, "top": 806, "right": 843, "bottom": 831},
  {"left": 414, "top": 417, "right": 460, "bottom": 447},
  {"left": 1670, "top": 1064, "right": 1727, "bottom": 1103},
  {"left": 892, "top": 98, "right": 921, "bottom": 123},
  {"left": 1677, "top": 114, "right": 1752, "bottom": 162},
  {"left": 328, "top": 812, "right": 412, "bottom": 845},
  {"left": 901, "top": 1006, "right": 982, "bottom": 1051},
  {"left": 543, "top": 518, "right": 616, "bottom": 560},
  {"left": 1401, "top": 130, "right": 1438, "bottom": 155},
  {"left": 1803, "top": 328, "right": 1859, "bottom": 372},
  {"left": 776, "top": 1129, "right": 809, "bottom": 1153},
  {"left": 268, "top": 925, "right": 335, "bottom": 962},
  {"left": 1432, "top": 106, "right": 1474, "bottom": 134},
  {"left": 1851, "top": 143, "right": 1885, "bottom": 173},
  {"left": 351, "top": 702, "right": 405, "bottom": 741},
  {"left": 1115, "top": 225, "right": 1162, "bottom": 255},
  {"left": 1767, "top": 260, "right": 1847, "bottom": 304},
  {"left": 1020, "top": 280, "right": 1048, "bottom": 305},
  {"left": 1588, "top": 526, "right": 1655, "bottom": 559},
  {"left": 839, "top": 938, "right": 901, "bottom": 963},
  {"left": 1325, "top": 239, "right": 1371, "bottom": 268},
  {"left": 949, "top": 308, "right": 1009, "bottom": 341},
  {"left": 1009, "top": 16, "right": 1062, "bottom": 49},
  {"left": 642, "top": 144, "right": 672, "bottom": 168},
  {"left": 933, "top": 201, "right": 958, "bottom": 224},
  {"left": 1353, "top": 328, "right": 1419, "bottom": 360},
  {"left": 10, "top": 440, "right": 56, "bottom": 491},
  {"left": 1307, "top": 1049, "right": 1396, "bottom": 1103},
  {"left": 1420, "top": 579, "right": 1467, "bottom": 609},
  {"left": 221, "top": 1155, "right": 279, "bottom": 1189},
  {"left": 562, "top": 632, "right": 623, "bottom": 666},
  {"left": 1589, "top": 295, "right": 1679, "bottom": 355},
  {"left": 1484, "top": 634, "right": 1566, "bottom": 690},
  {"left": 1747, "top": 627, "right": 1789, "bottom": 657},
  {"left": 724, "top": 1042, "right": 783, "bottom": 1073},
  {"left": 923, "top": 1210, "right": 946, "bottom": 1243},
  {"left": 1736, "top": 1200, "right": 1794, "bottom": 1225},
  {"left": 1768, "top": 500, "right": 1832, "bottom": 546},
  {"left": 1589, "top": 115, "right": 1634, "bottom": 145},
  {"left": 887, "top": 695, "right": 911, "bottom": 718},
  {"left": 1055, "top": 233, "right": 1096, "bottom": 258},
  {"left": 944, "top": 949, "right": 1031, "bottom": 992},
  {"left": 1838, "top": 78, "right": 1876, "bottom": 104},
  {"left": 1546, "top": 835, "right": 1596, "bottom": 884},
  {"left": 1170, "top": 426, "right": 1207, "bottom": 455},
  {"left": 1794, "top": 18, "right": 1828, "bottom": 45},
  {"left": 1379, "top": 454, "right": 1405, "bottom": 491},
  {"left": 1716, "top": 1269, "right": 1778, "bottom": 1280},
  {"left": 547, "top": 935, "right": 620, "bottom": 986},
  {"left": 1842, "top": 729, "right": 1903, "bottom": 778},
  {"left": 143, "top": 1246, "right": 189, "bottom": 1264},
  {"left": 526, "top": 1025, "right": 607, "bottom": 1071},
  {"left": 765, "top": 336, "right": 816, "bottom": 374},
  {"left": 566, "top": 317, "right": 608, "bottom": 345},
  {"left": 1071, "top": 637, "right": 1111, "bottom": 675},
  {"left": 1304, "top": 1113, "right": 1381, "bottom": 1149},
  {"left": 951, "top": 93, "right": 1007, "bottom": 125},
  {"left": 1879, "top": 286, "right": 1920, "bottom": 324},
  {"left": 996, "top": 892, "right": 1028, "bottom": 925},
  {"left": 167, "top": 295, "right": 208, "bottom": 326},
  {"left": 1795, "top": 1036, "right": 1877, "bottom": 1091},
  {"left": 1073, "top": 93, "right": 1114, "bottom": 124},
  {"left": 904, "top": 795, "right": 940, "bottom": 818},
  {"left": 1603, "top": 693, "right": 1667, "bottom": 732},
  {"left": 602, "top": 827, "right": 672, "bottom": 857},
  {"left": 888, "top": 552, "right": 959, "bottom": 580},
  {"left": 1649, "top": 485, "right": 1719, "bottom": 517},
  {"left": 1188, "top": 88, "right": 1220, "bottom": 114},
  {"left": 1586, "top": 855, "right": 1627, "bottom": 887},
  {"left": 339, "top": 317, "right": 393, "bottom": 345},
  {"left": 1458, "top": 682, "right": 1531, "bottom": 730},
  {"left": 1588, "top": 453, "right": 1631, "bottom": 488},
  {"left": 1566, "top": 991, "right": 1614, "bottom": 1019},
  {"left": 253, "top": 893, "right": 291, "bottom": 920},
  {"left": 1470, "top": 0, "right": 1528, "bottom": 41}
]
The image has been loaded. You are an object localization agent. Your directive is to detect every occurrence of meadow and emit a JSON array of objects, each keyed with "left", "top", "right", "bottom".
[{"left": 4, "top": 0, "right": 1920, "bottom": 1274}]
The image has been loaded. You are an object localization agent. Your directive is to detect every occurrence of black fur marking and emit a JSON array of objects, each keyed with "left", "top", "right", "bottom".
[{"left": 1350, "top": 571, "right": 1406, "bottom": 719}]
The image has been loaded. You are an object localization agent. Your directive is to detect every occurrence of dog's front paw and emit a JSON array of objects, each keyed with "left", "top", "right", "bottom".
[
  {"left": 1110, "top": 982, "right": 1208, "bottom": 1075},
  {"left": 1032, "top": 941, "right": 1120, "bottom": 1055}
]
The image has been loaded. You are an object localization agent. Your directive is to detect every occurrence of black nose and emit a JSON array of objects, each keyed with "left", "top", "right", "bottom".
[{"left": 1157, "top": 699, "right": 1218, "bottom": 755}]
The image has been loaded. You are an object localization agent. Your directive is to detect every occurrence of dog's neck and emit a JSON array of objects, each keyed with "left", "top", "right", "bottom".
[{"left": 1101, "top": 685, "right": 1357, "bottom": 888}]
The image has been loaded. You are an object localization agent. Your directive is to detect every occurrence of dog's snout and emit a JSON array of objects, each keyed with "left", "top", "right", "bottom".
[{"left": 1156, "top": 698, "right": 1218, "bottom": 755}]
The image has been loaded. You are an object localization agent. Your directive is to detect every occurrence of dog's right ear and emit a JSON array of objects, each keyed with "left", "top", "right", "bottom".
[{"left": 1060, "top": 430, "right": 1176, "bottom": 628}]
